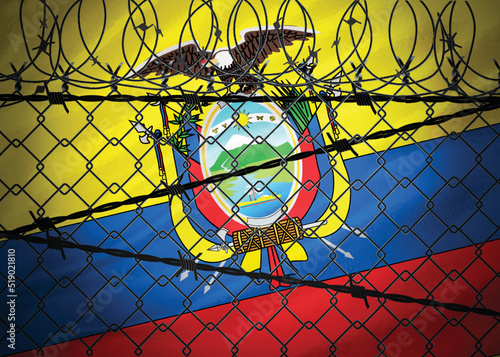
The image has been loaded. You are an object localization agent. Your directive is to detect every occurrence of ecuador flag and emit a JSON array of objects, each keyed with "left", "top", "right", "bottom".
[{"left": 0, "top": 0, "right": 499, "bottom": 356}]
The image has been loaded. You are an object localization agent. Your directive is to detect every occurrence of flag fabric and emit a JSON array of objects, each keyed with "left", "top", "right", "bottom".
[
  {"left": 0, "top": 1, "right": 499, "bottom": 356},
  {"left": 3, "top": 123, "right": 500, "bottom": 356}
]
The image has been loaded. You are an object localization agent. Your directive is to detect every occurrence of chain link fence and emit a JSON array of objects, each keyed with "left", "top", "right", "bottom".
[{"left": 0, "top": 0, "right": 499, "bottom": 356}]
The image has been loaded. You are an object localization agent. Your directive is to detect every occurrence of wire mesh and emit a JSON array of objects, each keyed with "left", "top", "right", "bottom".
[{"left": 0, "top": 0, "right": 499, "bottom": 356}]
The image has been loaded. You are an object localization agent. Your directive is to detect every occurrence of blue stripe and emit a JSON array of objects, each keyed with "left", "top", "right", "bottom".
[{"left": 2, "top": 124, "right": 499, "bottom": 354}]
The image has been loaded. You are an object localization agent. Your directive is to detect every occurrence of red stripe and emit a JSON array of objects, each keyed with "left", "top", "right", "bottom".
[{"left": 14, "top": 239, "right": 500, "bottom": 357}]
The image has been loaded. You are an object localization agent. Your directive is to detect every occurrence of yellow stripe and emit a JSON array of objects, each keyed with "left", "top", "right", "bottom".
[{"left": 1, "top": 0, "right": 498, "bottom": 233}]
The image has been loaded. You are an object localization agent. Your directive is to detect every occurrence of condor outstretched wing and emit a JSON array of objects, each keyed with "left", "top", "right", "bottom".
[
  {"left": 130, "top": 41, "right": 213, "bottom": 78},
  {"left": 230, "top": 26, "right": 315, "bottom": 69}
]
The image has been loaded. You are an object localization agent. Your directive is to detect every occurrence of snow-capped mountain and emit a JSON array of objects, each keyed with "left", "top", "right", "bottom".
[{"left": 224, "top": 134, "right": 252, "bottom": 150}]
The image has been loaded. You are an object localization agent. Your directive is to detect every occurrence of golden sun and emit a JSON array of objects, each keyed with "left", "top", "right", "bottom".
[{"left": 235, "top": 110, "right": 252, "bottom": 130}]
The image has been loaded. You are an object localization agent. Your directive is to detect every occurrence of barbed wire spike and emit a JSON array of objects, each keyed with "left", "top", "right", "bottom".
[
  {"left": 105, "top": 62, "right": 123, "bottom": 76},
  {"left": 197, "top": 47, "right": 208, "bottom": 59},
  {"left": 440, "top": 31, "right": 462, "bottom": 53},
  {"left": 106, "top": 62, "right": 123, "bottom": 91},
  {"left": 180, "top": 258, "right": 200, "bottom": 281},
  {"left": 90, "top": 56, "right": 101, "bottom": 66},
  {"left": 326, "top": 133, "right": 358, "bottom": 156},
  {"left": 58, "top": 63, "right": 74, "bottom": 77},
  {"left": 273, "top": 17, "right": 283, "bottom": 31},
  {"left": 44, "top": 82, "right": 69, "bottom": 113},
  {"left": 253, "top": 60, "right": 270, "bottom": 90},
  {"left": 396, "top": 56, "right": 414, "bottom": 85},
  {"left": 32, "top": 18, "right": 56, "bottom": 55},
  {"left": 9, "top": 62, "right": 27, "bottom": 75},
  {"left": 331, "top": 37, "right": 341, "bottom": 48},
  {"left": 10, "top": 62, "right": 27, "bottom": 92},
  {"left": 29, "top": 211, "right": 66, "bottom": 260},
  {"left": 308, "top": 46, "right": 321, "bottom": 62},
  {"left": 34, "top": 85, "right": 45, "bottom": 95},
  {"left": 181, "top": 86, "right": 203, "bottom": 114},
  {"left": 213, "top": 25, "right": 222, "bottom": 42},
  {"left": 284, "top": 57, "right": 297, "bottom": 67},
  {"left": 175, "top": 251, "right": 202, "bottom": 281},
  {"left": 32, "top": 35, "right": 55, "bottom": 55},
  {"left": 344, "top": 17, "right": 361, "bottom": 26},
  {"left": 350, "top": 83, "right": 375, "bottom": 114},
  {"left": 349, "top": 273, "right": 369, "bottom": 308},
  {"left": 135, "top": 23, "right": 153, "bottom": 32}
]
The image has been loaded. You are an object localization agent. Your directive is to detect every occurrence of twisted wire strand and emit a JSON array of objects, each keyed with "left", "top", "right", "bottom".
[
  {"left": 2, "top": 102, "right": 498, "bottom": 236},
  {"left": 2, "top": 231, "right": 498, "bottom": 317},
  {"left": 0, "top": 93, "right": 499, "bottom": 105}
]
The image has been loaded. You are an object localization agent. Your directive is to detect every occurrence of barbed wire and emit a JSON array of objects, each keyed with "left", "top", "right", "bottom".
[
  {"left": 2, "top": 230, "right": 499, "bottom": 318},
  {"left": 2, "top": 1, "right": 499, "bottom": 96},
  {"left": 1, "top": 93, "right": 500, "bottom": 106},
  {"left": 2, "top": 101, "right": 497, "bottom": 236},
  {"left": 1, "top": 101, "right": 498, "bottom": 321},
  {"left": 1, "top": 0, "right": 500, "bottom": 354}
]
